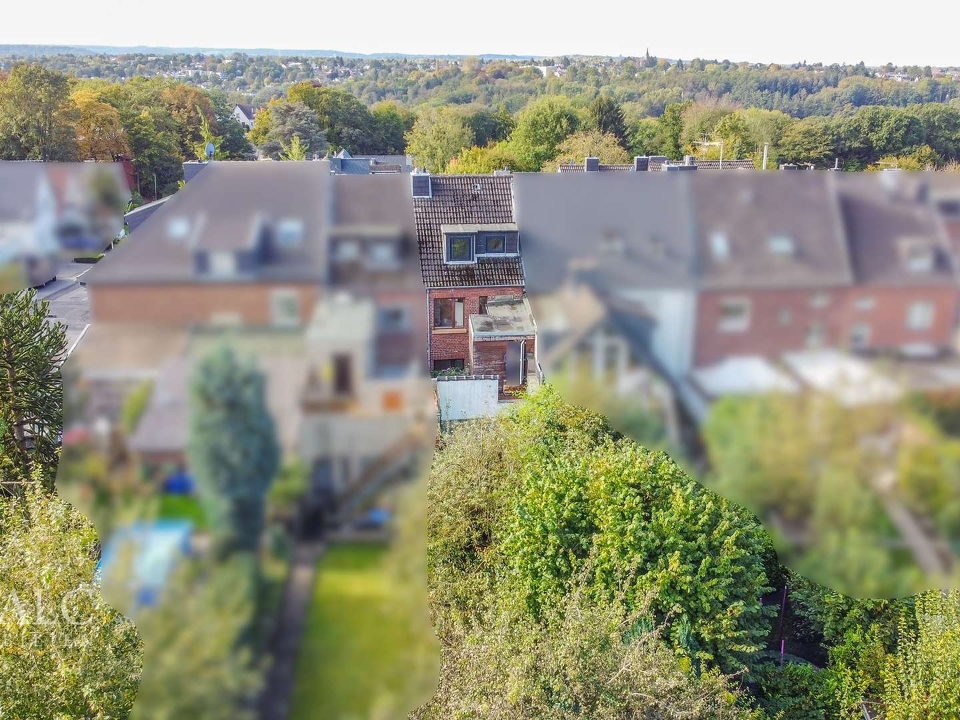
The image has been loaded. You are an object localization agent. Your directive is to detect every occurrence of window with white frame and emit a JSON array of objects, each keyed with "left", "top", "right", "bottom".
[
  {"left": 335, "top": 239, "right": 361, "bottom": 261},
  {"left": 718, "top": 297, "right": 750, "bottom": 333},
  {"left": 271, "top": 289, "right": 301, "bottom": 327},
  {"left": 710, "top": 231, "right": 730, "bottom": 262},
  {"left": 446, "top": 235, "right": 474, "bottom": 263},
  {"left": 907, "top": 301, "right": 935, "bottom": 330},
  {"left": 209, "top": 251, "right": 237, "bottom": 277},
  {"left": 276, "top": 218, "right": 304, "bottom": 247}
]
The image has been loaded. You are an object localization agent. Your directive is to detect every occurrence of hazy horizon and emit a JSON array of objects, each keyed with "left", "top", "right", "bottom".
[{"left": 2, "top": 0, "right": 958, "bottom": 68}]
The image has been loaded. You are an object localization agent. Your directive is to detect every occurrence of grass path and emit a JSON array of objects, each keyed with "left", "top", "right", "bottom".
[{"left": 289, "top": 543, "right": 419, "bottom": 720}]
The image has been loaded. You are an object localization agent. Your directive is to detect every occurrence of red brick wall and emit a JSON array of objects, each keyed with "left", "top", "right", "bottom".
[
  {"left": 427, "top": 286, "right": 523, "bottom": 368},
  {"left": 695, "top": 286, "right": 960, "bottom": 367},
  {"left": 89, "top": 283, "right": 319, "bottom": 326},
  {"left": 695, "top": 288, "right": 846, "bottom": 367},
  {"left": 843, "top": 286, "right": 959, "bottom": 351}
]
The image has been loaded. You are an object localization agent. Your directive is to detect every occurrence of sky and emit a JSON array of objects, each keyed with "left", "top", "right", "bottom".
[{"left": 2, "top": 0, "right": 957, "bottom": 68}]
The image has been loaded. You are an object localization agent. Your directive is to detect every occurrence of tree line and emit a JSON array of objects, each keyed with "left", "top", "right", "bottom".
[{"left": 5, "top": 61, "right": 960, "bottom": 205}]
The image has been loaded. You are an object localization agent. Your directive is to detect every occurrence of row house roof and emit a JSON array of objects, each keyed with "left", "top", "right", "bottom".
[{"left": 414, "top": 174, "right": 525, "bottom": 289}]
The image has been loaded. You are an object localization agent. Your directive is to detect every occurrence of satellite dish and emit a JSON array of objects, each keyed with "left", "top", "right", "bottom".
[{"left": 205, "top": 142, "right": 215, "bottom": 160}]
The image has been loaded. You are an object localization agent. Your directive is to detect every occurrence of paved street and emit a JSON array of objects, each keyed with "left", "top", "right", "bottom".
[{"left": 37, "top": 262, "right": 94, "bottom": 356}]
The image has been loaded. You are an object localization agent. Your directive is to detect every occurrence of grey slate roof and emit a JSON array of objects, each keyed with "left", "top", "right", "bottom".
[
  {"left": 834, "top": 172, "right": 959, "bottom": 286},
  {"left": 415, "top": 174, "right": 525, "bottom": 288},
  {"left": 84, "top": 161, "right": 331, "bottom": 285},
  {"left": 512, "top": 172, "right": 697, "bottom": 295},
  {"left": 690, "top": 170, "right": 853, "bottom": 290},
  {"left": 234, "top": 104, "right": 257, "bottom": 120}
]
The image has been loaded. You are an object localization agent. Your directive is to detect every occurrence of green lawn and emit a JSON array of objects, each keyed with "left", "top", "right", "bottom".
[
  {"left": 290, "top": 543, "right": 422, "bottom": 720},
  {"left": 156, "top": 494, "right": 208, "bottom": 530}
]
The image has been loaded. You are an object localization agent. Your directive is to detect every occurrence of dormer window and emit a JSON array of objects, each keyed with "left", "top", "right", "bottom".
[
  {"left": 769, "top": 235, "right": 795, "bottom": 256},
  {"left": 276, "top": 218, "right": 304, "bottom": 247},
  {"left": 208, "top": 251, "right": 237, "bottom": 277},
  {"left": 710, "top": 232, "right": 729, "bottom": 261},
  {"left": 446, "top": 235, "right": 475, "bottom": 263},
  {"left": 335, "top": 239, "right": 361, "bottom": 262},
  {"left": 485, "top": 235, "right": 505, "bottom": 253},
  {"left": 368, "top": 241, "right": 400, "bottom": 269},
  {"left": 899, "top": 237, "right": 935, "bottom": 274}
]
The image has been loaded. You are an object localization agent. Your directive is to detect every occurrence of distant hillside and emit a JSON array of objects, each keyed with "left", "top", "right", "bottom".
[{"left": 0, "top": 44, "right": 549, "bottom": 61}]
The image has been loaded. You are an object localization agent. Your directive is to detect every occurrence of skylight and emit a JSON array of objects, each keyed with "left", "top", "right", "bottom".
[
  {"left": 769, "top": 235, "right": 795, "bottom": 255},
  {"left": 710, "top": 231, "right": 729, "bottom": 261},
  {"left": 277, "top": 218, "right": 304, "bottom": 246},
  {"left": 167, "top": 217, "right": 189, "bottom": 239}
]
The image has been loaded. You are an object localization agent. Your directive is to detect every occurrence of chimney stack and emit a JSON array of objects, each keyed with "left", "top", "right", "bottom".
[
  {"left": 762, "top": 144, "right": 769, "bottom": 170},
  {"left": 585, "top": 156, "right": 600, "bottom": 172}
]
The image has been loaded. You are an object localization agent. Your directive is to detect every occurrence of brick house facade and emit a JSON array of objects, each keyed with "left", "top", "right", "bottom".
[
  {"left": 694, "top": 285, "right": 960, "bottom": 367},
  {"left": 428, "top": 286, "right": 524, "bottom": 369},
  {"left": 414, "top": 172, "right": 531, "bottom": 390},
  {"left": 89, "top": 283, "right": 321, "bottom": 327}
]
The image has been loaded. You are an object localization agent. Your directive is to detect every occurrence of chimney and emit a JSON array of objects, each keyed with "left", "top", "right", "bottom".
[
  {"left": 762, "top": 144, "right": 769, "bottom": 170},
  {"left": 683, "top": 155, "right": 696, "bottom": 166},
  {"left": 585, "top": 156, "right": 600, "bottom": 172},
  {"left": 633, "top": 156, "right": 649, "bottom": 172}
]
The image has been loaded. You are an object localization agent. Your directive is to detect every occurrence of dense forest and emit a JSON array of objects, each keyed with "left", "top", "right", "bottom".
[{"left": 3, "top": 54, "right": 960, "bottom": 201}]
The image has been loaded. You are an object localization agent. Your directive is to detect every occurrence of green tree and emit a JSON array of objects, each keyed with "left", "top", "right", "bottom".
[
  {"left": 777, "top": 117, "right": 834, "bottom": 167},
  {"left": 881, "top": 590, "right": 960, "bottom": 718},
  {"left": 588, "top": 95, "right": 629, "bottom": 149},
  {"left": 287, "top": 83, "right": 374, "bottom": 153},
  {"left": 415, "top": 568, "right": 762, "bottom": 719},
  {"left": 547, "top": 130, "right": 631, "bottom": 170},
  {"left": 654, "top": 101, "right": 690, "bottom": 160},
  {"left": 463, "top": 106, "right": 515, "bottom": 148},
  {"left": 0, "top": 480, "right": 142, "bottom": 718},
  {"left": 193, "top": 104, "right": 223, "bottom": 160},
  {"left": 0, "top": 290, "right": 66, "bottom": 493},
  {"left": 507, "top": 96, "right": 580, "bottom": 171},
  {"left": 370, "top": 100, "right": 416, "bottom": 154},
  {"left": 117, "top": 554, "right": 263, "bottom": 720},
  {"left": 253, "top": 101, "right": 327, "bottom": 160},
  {"left": 125, "top": 110, "right": 184, "bottom": 200},
  {"left": 405, "top": 106, "right": 474, "bottom": 173},
  {"left": 429, "top": 386, "right": 774, "bottom": 673},
  {"left": 204, "top": 89, "right": 254, "bottom": 160},
  {"left": 447, "top": 141, "right": 518, "bottom": 173},
  {"left": 0, "top": 62, "right": 78, "bottom": 161},
  {"left": 279, "top": 133, "right": 308, "bottom": 160},
  {"left": 186, "top": 345, "right": 280, "bottom": 555}
]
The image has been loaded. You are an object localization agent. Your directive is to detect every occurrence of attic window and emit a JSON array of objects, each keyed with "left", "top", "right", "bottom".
[
  {"left": 368, "top": 241, "right": 400, "bottom": 268},
  {"left": 769, "top": 235, "right": 795, "bottom": 256},
  {"left": 710, "top": 232, "right": 729, "bottom": 261},
  {"left": 277, "top": 218, "right": 304, "bottom": 247},
  {"left": 412, "top": 174, "right": 432, "bottom": 198},
  {"left": 167, "top": 217, "right": 190, "bottom": 239},
  {"left": 446, "top": 235, "right": 475, "bottom": 263},
  {"left": 904, "top": 242, "right": 935, "bottom": 273}
]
